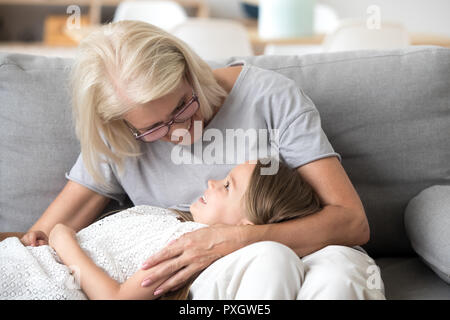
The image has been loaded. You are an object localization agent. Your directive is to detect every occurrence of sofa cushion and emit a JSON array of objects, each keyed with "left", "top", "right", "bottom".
[
  {"left": 0, "top": 53, "right": 75, "bottom": 231},
  {"left": 226, "top": 46, "right": 450, "bottom": 257},
  {"left": 404, "top": 185, "right": 450, "bottom": 284}
]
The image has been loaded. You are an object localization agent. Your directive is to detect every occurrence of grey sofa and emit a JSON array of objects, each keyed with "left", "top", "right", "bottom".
[{"left": 1, "top": 46, "right": 449, "bottom": 299}]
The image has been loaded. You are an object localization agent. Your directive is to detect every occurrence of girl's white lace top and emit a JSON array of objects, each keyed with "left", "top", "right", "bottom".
[{"left": 0, "top": 205, "right": 206, "bottom": 300}]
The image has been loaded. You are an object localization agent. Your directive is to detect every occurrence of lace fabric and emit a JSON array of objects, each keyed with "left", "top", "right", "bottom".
[{"left": 0, "top": 205, "right": 206, "bottom": 300}]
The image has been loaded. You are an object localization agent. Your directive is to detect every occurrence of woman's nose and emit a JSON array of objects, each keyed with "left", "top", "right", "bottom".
[
  {"left": 167, "top": 120, "right": 189, "bottom": 140},
  {"left": 207, "top": 180, "right": 216, "bottom": 189}
]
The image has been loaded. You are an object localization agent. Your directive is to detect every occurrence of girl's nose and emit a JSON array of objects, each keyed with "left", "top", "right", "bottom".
[{"left": 207, "top": 180, "right": 216, "bottom": 189}]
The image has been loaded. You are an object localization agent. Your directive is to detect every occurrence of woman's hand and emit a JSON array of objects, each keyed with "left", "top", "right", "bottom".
[
  {"left": 48, "top": 223, "right": 77, "bottom": 249},
  {"left": 140, "top": 224, "right": 253, "bottom": 296},
  {"left": 20, "top": 230, "right": 48, "bottom": 247}
]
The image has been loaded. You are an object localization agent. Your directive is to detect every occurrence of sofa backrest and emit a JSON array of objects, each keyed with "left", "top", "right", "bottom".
[{"left": 1, "top": 46, "right": 449, "bottom": 257}]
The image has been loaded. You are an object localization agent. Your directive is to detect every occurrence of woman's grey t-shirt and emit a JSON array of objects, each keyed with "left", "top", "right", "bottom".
[{"left": 66, "top": 62, "right": 341, "bottom": 212}]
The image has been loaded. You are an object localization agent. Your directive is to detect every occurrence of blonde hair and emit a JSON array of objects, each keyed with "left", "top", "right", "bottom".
[
  {"left": 69, "top": 20, "right": 227, "bottom": 189},
  {"left": 162, "top": 158, "right": 322, "bottom": 299}
]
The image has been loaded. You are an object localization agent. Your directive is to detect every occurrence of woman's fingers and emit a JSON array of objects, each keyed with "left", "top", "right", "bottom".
[
  {"left": 141, "top": 239, "right": 181, "bottom": 270},
  {"left": 168, "top": 281, "right": 187, "bottom": 293},
  {"left": 35, "top": 231, "right": 48, "bottom": 245},
  {"left": 32, "top": 231, "right": 48, "bottom": 246},
  {"left": 141, "top": 255, "right": 185, "bottom": 287},
  {"left": 153, "top": 265, "right": 201, "bottom": 296},
  {"left": 28, "top": 233, "right": 37, "bottom": 246},
  {"left": 37, "top": 231, "right": 48, "bottom": 242},
  {"left": 22, "top": 231, "right": 48, "bottom": 246},
  {"left": 140, "top": 227, "right": 237, "bottom": 293}
]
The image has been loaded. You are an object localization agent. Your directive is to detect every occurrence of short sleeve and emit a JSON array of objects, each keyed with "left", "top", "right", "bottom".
[
  {"left": 65, "top": 153, "right": 127, "bottom": 205},
  {"left": 279, "top": 108, "right": 341, "bottom": 169}
]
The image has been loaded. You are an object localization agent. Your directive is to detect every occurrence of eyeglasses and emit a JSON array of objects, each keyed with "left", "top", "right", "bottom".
[{"left": 124, "top": 91, "right": 199, "bottom": 142}]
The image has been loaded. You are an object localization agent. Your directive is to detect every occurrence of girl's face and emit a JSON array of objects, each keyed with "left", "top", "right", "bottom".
[
  {"left": 123, "top": 79, "right": 204, "bottom": 145},
  {"left": 190, "top": 161, "right": 256, "bottom": 225}
]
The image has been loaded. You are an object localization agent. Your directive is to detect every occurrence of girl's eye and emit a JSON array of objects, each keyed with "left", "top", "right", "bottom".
[{"left": 224, "top": 181, "right": 230, "bottom": 190}]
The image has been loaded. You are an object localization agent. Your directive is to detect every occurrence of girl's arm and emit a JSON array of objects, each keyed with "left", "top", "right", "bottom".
[{"left": 49, "top": 224, "right": 168, "bottom": 300}]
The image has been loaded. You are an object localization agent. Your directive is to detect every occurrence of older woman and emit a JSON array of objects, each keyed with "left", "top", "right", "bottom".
[{"left": 18, "top": 21, "right": 384, "bottom": 299}]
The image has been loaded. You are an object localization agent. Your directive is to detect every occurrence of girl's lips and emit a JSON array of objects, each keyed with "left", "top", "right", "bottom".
[{"left": 199, "top": 192, "right": 208, "bottom": 205}]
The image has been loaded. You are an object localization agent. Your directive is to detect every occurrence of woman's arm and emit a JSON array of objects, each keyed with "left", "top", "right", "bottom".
[
  {"left": 140, "top": 157, "right": 370, "bottom": 295},
  {"left": 1, "top": 179, "right": 107, "bottom": 244},
  {"left": 257, "top": 156, "right": 370, "bottom": 255},
  {"left": 28, "top": 180, "right": 110, "bottom": 239},
  {"left": 49, "top": 224, "right": 168, "bottom": 300}
]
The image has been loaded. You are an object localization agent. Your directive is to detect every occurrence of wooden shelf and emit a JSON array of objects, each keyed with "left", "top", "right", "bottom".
[
  {"left": 0, "top": 0, "right": 209, "bottom": 24},
  {"left": 63, "top": 22, "right": 450, "bottom": 55},
  {"left": 409, "top": 33, "right": 450, "bottom": 48},
  {"left": 0, "top": 41, "right": 79, "bottom": 57}
]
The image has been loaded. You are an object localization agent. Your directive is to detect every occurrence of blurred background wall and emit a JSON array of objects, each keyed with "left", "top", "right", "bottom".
[{"left": 1, "top": 0, "right": 449, "bottom": 42}]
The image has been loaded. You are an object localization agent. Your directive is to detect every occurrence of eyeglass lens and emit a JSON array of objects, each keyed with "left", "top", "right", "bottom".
[{"left": 140, "top": 99, "right": 199, "bottom": 142}]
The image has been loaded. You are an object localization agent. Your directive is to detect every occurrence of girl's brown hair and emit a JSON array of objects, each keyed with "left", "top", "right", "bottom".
[{"left": 161, "top": 158, "right": 322, "bottom": 300}]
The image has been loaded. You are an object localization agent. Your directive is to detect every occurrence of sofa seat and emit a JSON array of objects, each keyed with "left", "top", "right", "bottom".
[{"left": 377, "top": 257, "right": 450, "bottom": 300}]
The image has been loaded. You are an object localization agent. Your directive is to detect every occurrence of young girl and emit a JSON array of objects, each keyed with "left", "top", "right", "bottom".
[{"left": 0, "top": 159, "right": 321, "bottom": 300}]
